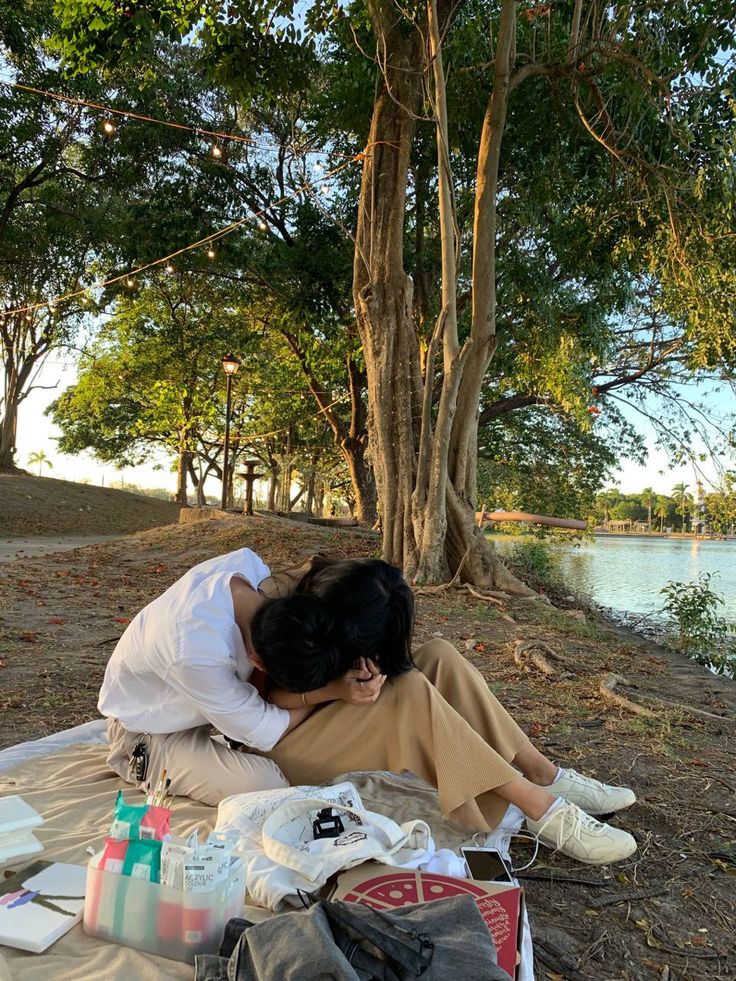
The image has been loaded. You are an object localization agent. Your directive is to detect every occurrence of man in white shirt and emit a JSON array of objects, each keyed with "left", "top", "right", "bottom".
[{"left": 101, "top": 547, "right": 384, "bottom": 805}]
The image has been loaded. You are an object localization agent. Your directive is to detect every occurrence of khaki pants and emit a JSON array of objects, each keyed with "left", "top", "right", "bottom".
[{"left": 106, "top": 639, "right": 529, "bottom": 831}]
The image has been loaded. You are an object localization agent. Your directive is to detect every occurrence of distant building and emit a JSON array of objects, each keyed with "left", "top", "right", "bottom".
[{"left": 604, "top": 519, "right": 632, "bottom": 533}]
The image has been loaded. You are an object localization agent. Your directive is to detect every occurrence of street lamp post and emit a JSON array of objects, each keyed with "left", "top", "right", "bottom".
[{"left": 221, "top": 353, "right": 241, "bottom": 510}]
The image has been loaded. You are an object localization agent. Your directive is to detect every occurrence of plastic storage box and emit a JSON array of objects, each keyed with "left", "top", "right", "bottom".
[{"left": 83, "top": 851, "right": 246, "bottom": 964}]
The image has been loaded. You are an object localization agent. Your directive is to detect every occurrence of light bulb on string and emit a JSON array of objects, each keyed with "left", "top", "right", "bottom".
[
  {"left": 211, "top": 144, "right": 223, "bottom": 159},
  {"left": 165, "top": 263, "right": 175, "bottom": 274},
  {"left": 206, "top": 248, "right": 216, "bottom": 259},
  {"left": 102, "top": 120, "right": 116, "bottom": 135},
  {"left": 126, "top": 276, "right": 135, "bottom": 288},
  {"left": 258, "top": 220, "right": 268, "bottom": 232}
]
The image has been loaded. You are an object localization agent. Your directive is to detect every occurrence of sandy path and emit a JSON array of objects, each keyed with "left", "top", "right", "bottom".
[{"left": 0, "top": 535, "right": 120, "bottom": 564}]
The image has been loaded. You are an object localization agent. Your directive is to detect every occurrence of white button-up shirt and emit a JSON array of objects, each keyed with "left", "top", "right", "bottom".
[{"left": 98, "top": 548, "right": 290, "bottom": 751}]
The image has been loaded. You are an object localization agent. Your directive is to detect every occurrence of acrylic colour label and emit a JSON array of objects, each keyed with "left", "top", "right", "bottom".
[{"left": 339, "top": 871, "right": 519, "bottom": 978}]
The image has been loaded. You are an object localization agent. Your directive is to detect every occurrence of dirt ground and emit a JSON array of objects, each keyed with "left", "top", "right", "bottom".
[
  {"left": 0, "top": 514, "right": 734, "bottom": 980},
  {"left": 0, "top": 473, "right": 180, "bottom": 536}
]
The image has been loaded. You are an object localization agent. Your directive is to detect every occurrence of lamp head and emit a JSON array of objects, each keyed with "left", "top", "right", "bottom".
[{"left": 222, "top": 353, "right": 241, "bottom": 376}]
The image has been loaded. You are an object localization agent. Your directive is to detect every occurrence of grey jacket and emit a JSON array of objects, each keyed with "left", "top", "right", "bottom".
[{"left": 195, "top": 896, "right": 512, "bottom": 981}]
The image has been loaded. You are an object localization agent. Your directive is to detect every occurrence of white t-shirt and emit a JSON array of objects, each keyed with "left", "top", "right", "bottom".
[{"left": 98, "top": 548, "right": 290, "bottom": 751}]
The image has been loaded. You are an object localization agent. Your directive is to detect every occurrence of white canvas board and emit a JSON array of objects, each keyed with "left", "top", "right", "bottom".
[
  {"left": 0, "top": 861, "right": 86, "bottom": 953},
  {"left": 0, "top": 796, "right": 43, "bottom": 836},
  {"left": 0, "top": 830, "right": 43, "bottom": 866}
]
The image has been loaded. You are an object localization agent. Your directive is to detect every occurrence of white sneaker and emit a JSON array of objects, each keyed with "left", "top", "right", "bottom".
[
  {"left": 526, "top": 801, "right": 637, "bottom": 865},
  {"left": 543, "top": 768, "right": 636, "bottom": 815}
]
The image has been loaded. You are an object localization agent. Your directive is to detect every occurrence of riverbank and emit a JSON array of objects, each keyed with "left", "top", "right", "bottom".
[
  {"left": 1, "top": 517, "right": 734, "bottom": 978},
  {"left": 594, "top": 531, "right": 735, "bottom": 542}
]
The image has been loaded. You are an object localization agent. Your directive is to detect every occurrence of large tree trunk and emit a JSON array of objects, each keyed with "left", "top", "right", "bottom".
[
  {"left": 355, "top": 0, "right": 532, "bottom": 592},
  {"left": 342, "top": 436, "right": 377, "bottom": 525},
  {"left": 0, "top": 398, "right": 19, "bottom": 471},
  {"left": 175, "top": 431, "right": 190, "bottom": 506},
  {"left": 267, "top": 462, "right": 279, "bottom": 511},
  {"left": 0, "top": 340, "right": 39, "bottom": 471},
  {"left": 355, "top": 1, "right": 424, "bottom": 571}
]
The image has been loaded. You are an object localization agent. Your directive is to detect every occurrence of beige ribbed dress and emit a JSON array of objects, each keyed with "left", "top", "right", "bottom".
[{"left": 259, "top": 637, "right": 529, "bottom": 832}]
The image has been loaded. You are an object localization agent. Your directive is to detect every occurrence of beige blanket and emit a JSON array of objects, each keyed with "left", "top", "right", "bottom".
[{"left": 0, "top": 744, "right": 467, "bottom": 981}]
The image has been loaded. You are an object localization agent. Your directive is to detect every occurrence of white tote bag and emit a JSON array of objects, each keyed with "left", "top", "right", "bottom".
[
  {"left": 215, "top": 782, "right": 433, "bottom": 910},
  {"left": 262, "top": 796, "right": 432, "bottom": 882}
]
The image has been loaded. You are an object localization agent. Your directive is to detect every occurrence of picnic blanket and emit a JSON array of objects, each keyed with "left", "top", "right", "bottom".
[{"left": 0, "top": 723, "right": 534, "bottom": 980}]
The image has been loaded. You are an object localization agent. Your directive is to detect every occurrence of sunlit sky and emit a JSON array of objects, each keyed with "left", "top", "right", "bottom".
[{"left": 15, "top": 355, "right": 732, "bottom": 503}]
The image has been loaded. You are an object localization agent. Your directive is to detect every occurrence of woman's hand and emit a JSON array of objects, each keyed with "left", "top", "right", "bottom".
[{"left": 327, "top": 657, "right": 386, "bottom": 705}]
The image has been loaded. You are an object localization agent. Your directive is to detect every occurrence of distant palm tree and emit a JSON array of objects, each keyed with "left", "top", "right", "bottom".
[
  {"left": 654, "top": 495, "right": 670, "bottom": 532},
  {"left": 671, "top": 482, "right": 691, "bottom": 531},
  {"left": 641, "top": 487, "right": 655, "bottom": 530},
  {"left": 27, "top": 450, "right": 53, "bottom": 477}
]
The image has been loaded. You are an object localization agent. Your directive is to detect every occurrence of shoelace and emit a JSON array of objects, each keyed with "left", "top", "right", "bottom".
[
  {"left": 535, "top": 803, "right": 605, "bottom": 850},
  {"left": 563, "top": 768, "right": 608, "bottom": 792}
]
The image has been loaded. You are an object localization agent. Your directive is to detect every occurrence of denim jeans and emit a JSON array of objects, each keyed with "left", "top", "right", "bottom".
[{"left": 195, "top": 895, "right": 512, "bottom": 981}]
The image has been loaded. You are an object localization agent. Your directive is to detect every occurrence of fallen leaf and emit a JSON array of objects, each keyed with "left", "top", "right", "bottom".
[
  {"left": 114, "top": 617, "right": 131, "bottom": 624},
  {"left": 50, "top": 617, "right": 65, "bottom": 625}
]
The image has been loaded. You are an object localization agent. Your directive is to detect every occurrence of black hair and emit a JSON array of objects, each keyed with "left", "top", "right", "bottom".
[
  {"left": 295, "top": 558, "right": 415, "bottom": 679},
  {"left": 250, "top": 593, "right": 344, "bottom": 693}
]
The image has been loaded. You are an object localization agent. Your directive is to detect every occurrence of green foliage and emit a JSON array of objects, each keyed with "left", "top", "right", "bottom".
[
  {"left": 50, "top": 0, "right": 315, "bottom": 96},
  {"left": 660, "top": 573, "right": 736, "bottom": 676},
  {"left": 705, "top": 475, "right": 736, "bottom": 535},
  {"left": 10, "top": 0, "right": 736, "bottom": 509},
  {"left": 477, "top": 407, "right": 628, "bottom": 521},
  {"left": 505, "top": 540, "right": 557, "bottom": 587},
  {"left": 48, "top": 275, "right": 246, "bottom": 466}
]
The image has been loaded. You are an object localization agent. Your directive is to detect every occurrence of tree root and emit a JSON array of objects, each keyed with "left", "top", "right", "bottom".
[
  {"left": 597, "top": 674, "right": 736, "bottom": 725},
  {"left": 647, "top": 697, "right": 736, "bottom": 727},
  {"left": 464, "top": 583, "right": 505, "bottom": 607},
  {"left": 598, "top": 673, "right": 657, "bottom": 718},
  {"left": 513, "top": 639, "right": 573, "bottom": 677}
]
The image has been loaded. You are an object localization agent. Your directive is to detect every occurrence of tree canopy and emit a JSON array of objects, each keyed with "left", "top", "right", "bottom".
[{"left": 1, "top": 0, "right": 734, "bottom": 580}]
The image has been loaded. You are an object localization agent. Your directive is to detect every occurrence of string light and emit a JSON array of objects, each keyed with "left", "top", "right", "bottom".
[
  {"left": 102, "top": 120, "right": 116, "bottom": 135},
  {"left": 211, "top": 144, "right": 223, "bottom": 159},
  {"left": 126, "top": 277, "right": 135, "bottom": 288},
  {"left": 206, "top": 248, "right": 216, "bottom": 259},
  {"left": 5, "top": 80, "right": 362, "bottom": 160},
  {"left": 0, "top": 153, "right": 362, "bottom": 317},
  {"left": 257, "top": 220, "right": 268, "bottom": 232}
]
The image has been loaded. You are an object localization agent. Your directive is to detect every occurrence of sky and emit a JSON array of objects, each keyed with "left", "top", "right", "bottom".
[{"left": 15, "top": 355, "right": 733, "bottom": 502}]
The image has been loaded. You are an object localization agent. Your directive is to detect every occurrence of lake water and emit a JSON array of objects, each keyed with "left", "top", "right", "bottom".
[{"left": 498, "top": 536, "right": 736, "bottom": 621}]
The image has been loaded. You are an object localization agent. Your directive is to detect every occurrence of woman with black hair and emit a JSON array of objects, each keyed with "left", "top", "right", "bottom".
[
  {"left": 254, "top": 555, "right": 638, "bottom": 866},
  {"left": 101, "top": 548, "right": 636, "bottom": 865}
]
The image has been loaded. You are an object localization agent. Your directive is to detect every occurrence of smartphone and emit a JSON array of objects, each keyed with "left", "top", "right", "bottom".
[{"left": 461, "top": 847, "right": 514, "bottom": 883}]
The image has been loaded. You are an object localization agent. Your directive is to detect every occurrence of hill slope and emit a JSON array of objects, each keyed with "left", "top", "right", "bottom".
[{"left": 0, "top": 474, "right": 180, "bottom": 535}]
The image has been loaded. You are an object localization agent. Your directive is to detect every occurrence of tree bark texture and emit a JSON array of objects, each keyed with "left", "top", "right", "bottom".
[
  {"left": 355, "top": 0, "right": 533, "bottom": 591},
  {"left": 354, "top": 0, "right": 424, "bottom": 572}
]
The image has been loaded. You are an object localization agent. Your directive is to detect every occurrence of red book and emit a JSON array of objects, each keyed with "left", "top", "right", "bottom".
[{"left": 333, "top": 867, "right": 522, "bottom": 979}]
